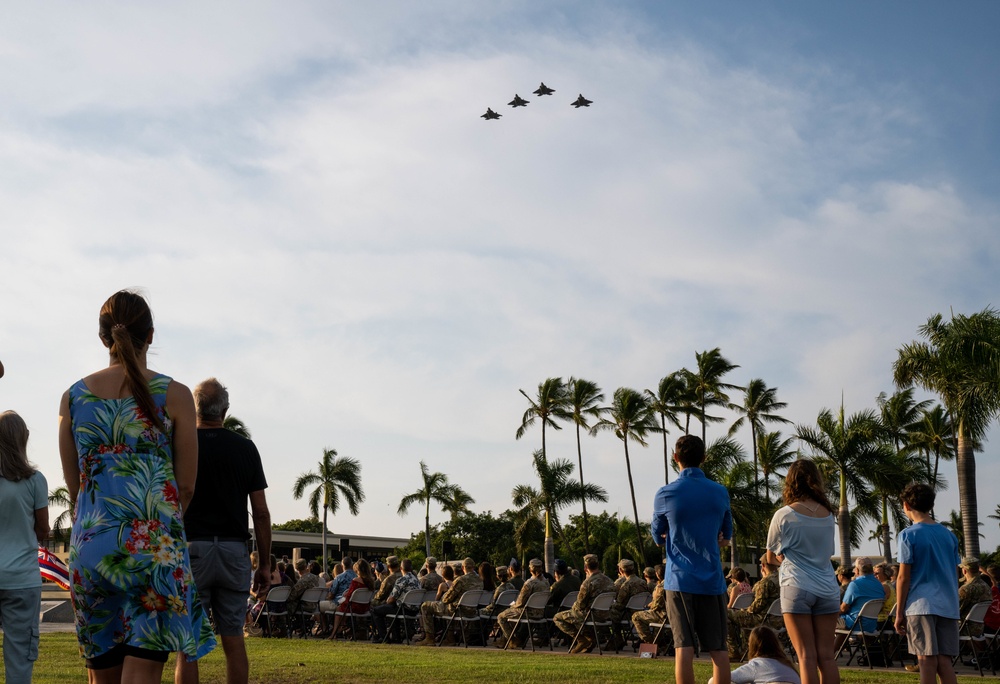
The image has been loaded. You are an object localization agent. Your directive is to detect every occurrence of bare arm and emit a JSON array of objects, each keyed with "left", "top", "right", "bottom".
[
  {"left": 764, "top": 550, "right": 783, "bottom": 567},
  {"left": 894, "top": 563, "right": 911, "bottom": 635},
  {"left": 250, "top": 489, "right": 272, "bottom": 596},
  {"left": 58, "top": 390, "right": 81, "bottom": 505},
  {"left": 34, "top": 506, "right": 50, "bottom": 543},
  {"left": 166, "top": 381, "right": 198, "bottom": 512}
]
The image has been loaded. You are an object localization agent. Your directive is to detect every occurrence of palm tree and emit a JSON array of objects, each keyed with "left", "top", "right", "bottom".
[
  {"left": 593, "top": 387, "right": 658, "bottom": 558},
  {"left": 223, "top": 415, "right": 252, "bottom": 438},
  {"left": 646, "top": 372, "right": 688, "bottom": 484},
  {"left": 49, "top": 486, "right": 74, "bottom": 542},
  {"left": 907, "top": 404, "right": 955, "bottom": 490},
  {"left": 756, "top": 431, "right": 797, "bottom": 500},
  {"left": 444, "top": 487, "right": 476, "bottom": 522},
  {"left": 866, "top": 449, "right": 928, "bottom": 563},
  {"left": 511, "top": 450, "right": 608, "bottom": 560},
  {"left": 682, "top": 348, "right": 741, "bottom": 444},
  {"left": 728, "top": 378, "right": 791, "bottom": 494},
  {"left": 941, "top": 510, "right": 984, "bottom": 558},
  {"left": 701, "top": 437, "right": 761, "bottom": 569},
  {"left": 398, "top": 461, "right": 475, "bottom": 557},
  {"left": 894, "top": 308, "right": 1000, "bottom": 559},
  {"left": 796, "top": 404, "right": 889, "bottom": 568},
  {"left": 516, "top": 378, "right": 570, "bottom": 460},
  {"left": 293, "top": 448, "right": 364, "bottom": 567},
  {"left": 563, "top": 377, "right": 606, "bottom": 553}
]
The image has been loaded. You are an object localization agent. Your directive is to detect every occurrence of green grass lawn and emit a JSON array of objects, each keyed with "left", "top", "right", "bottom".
[{"left": 14, "top": 633, "right": 945, "bottom": 684}]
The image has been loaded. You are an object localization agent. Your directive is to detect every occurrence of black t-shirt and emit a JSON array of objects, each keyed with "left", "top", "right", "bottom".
[{"left": 184, "top": 427, "right": 268, "bottom": 539}]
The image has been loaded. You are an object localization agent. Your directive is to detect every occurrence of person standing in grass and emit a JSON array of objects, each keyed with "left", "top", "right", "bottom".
[
  {"left": 0, "top": 411, "right": 50, "bottom": 684},
  {"left": 895, "top": 483, "right": 961, "bottom": 684},
  {"left": 765, "top": 459, "right": 840, "bottom": 684},
  {"left": 653, "top": 435, "right": 732, "bottom": 684}
]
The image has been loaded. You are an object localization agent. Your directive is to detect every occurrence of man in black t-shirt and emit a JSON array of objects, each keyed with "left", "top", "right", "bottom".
[{"left": 175, "top": 378, "right": 271, "bottom": 684}]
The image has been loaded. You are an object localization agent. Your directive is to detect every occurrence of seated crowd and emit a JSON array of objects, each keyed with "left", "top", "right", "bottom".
[{"left": 245, "top": 548, "right": 1000, "bottom": 666}]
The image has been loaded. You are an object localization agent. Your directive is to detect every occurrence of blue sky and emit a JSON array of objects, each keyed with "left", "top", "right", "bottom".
[{"left": 2, "top": 1, "right": 998, "bottom": 556}]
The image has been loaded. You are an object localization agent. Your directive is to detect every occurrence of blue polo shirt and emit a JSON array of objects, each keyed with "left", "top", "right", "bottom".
[
  {"left": 842, "top": 573, "right": 885, "bottom": 631},
  {"left": 897, "top": 521, "right": 960, "bottom": 619},
  {"left": 652, "top": 467, "right": 732, "bottom": 595}
]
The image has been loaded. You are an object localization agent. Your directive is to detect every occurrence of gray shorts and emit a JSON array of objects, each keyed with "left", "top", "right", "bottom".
[
  {"left": 665, "top": 591, "right": 727, "bottom": 652},
  {"left": 780, "top": 586, "right": 840, "bottom": 615},
  {"left": 907, "top": 614, "right": 959, "bottom": 657},
  {"left": 188, "top": 540, "right": 252, "bottom": 637}
]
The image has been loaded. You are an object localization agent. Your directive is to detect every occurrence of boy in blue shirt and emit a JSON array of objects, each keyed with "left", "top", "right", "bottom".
[
  {"left": 652, "top": 435, "right": 732, "bottom": 684},
  {"left": 895, "top": 483, "right": 960, "bottom": 684}
]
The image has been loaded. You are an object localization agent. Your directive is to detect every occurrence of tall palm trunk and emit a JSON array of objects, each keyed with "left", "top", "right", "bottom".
[
  {"left": 424, "top": 498, "right": 432, "bottom": 558},
  {"left": 576, "top": 422, "right": 591, "bottom": 553},
  {"left": 956, "top": 429, "right": 979, "bottom": 559},
  {"left": 751, "top": 422, "right": 759, "bottom": 496},
  {"left": 838, "top": 469, "right": 852, "bottom": 569},
  {"left": 880, "top": 496, "right": 893, "bottom": 563},
  {"left": 623, "top": 438, "right": 645, "bottom": 557},
  {"left": 321, "top": 494, "right": 329, "bottom": 570},
  {"left": 660, "top": 415, "right": 670, "bottom": 485}
]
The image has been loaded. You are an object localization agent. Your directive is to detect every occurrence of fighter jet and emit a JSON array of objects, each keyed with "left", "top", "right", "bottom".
[
  {"left": 571, "top": 94, "right": 593, "bottom": 108},
  {"left": 508, "top": 94, "right": 529, "bottom": 107},
  {"left": 533, "top": 82, "right": 555, "bottom": 96},
  {"left": 481, "top": 108, "right": 501, "bottom": 120}
]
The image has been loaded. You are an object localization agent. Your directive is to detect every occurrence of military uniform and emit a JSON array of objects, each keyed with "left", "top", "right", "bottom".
[
  {"left": 632, "top": 583, "right": 667, "bottom": 642},
  {"left": 959, "top": 575, "right": 991, "bottom": 637},
  {"left": 610, "top": 573, "right": 649, "bottom": 623},
  {"left": 553, "top": 570, "right": 615, "bottom": 641},
  {"left": 418, "top": 566, "right": 484, "bottom": 639},
  {"left": 726, "top": 572, "right": 781, "bottom": 656},
  {"left": 499, "top": 574, "right": 550, "bottom": 640},
  {"left": 373, "top": 570, "right": 401, "bottom": 606},
  {"left": 421, "top": 571, "right": 444, "bottom": 593},
  {"left": 546, "top": 573, "right": 582, "bottom": 618}
]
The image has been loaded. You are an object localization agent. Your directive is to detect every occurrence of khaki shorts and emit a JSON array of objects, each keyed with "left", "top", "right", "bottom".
[{"left": 907, "top": 614, "right": 959, "bottom": 657}]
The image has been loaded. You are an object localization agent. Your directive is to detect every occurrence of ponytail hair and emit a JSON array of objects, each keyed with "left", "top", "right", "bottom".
[
  {"left": 783, "top": 459, "right": 834, "bottom": 513},
  {"left": 0, "top": 410, "right": 36, "bottom": 481},
  {"left": 99, "top": 290, "right": 165, "bottom": 433}
]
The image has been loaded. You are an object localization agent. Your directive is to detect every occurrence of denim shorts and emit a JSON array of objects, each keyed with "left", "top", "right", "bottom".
[{"left": 780, "top": 586, "right": 840, "bottom": 615}]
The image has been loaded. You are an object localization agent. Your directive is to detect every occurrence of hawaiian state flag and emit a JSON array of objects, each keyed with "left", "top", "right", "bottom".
[{"left": 38, "top": 546, "right": 71, "bottom": 590}]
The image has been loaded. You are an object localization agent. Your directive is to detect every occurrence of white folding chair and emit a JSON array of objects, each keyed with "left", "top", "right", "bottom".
[
  {"left": 503, "top": 590, "right": 551, "bottom": 651},
  {"left": 256, "top": 585, "right": 290, "bottom": 638},
  {"left": 834, "top": 599, "right": 884, "bottom": 667},
  {"left": 569, "top": 592, "right": 617, "bottom": 655},
  {"left": 292, "top": 586, "right": 327, "bottom": 638},
  {"left": 953, "top": 601, "right": 992, "bottom": 677},
  {"left": 618, "top": 591, "right": 652, "bottom": 651}
]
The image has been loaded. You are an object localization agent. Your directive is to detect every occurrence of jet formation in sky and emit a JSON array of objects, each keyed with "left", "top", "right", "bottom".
[{"left": 481, "top": 82, "right": 591, "bottom": 120}]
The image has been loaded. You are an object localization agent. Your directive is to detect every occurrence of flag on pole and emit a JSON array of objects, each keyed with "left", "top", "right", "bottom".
[{"left": 38, "top": 546, "right": 71, "bottom": 591}]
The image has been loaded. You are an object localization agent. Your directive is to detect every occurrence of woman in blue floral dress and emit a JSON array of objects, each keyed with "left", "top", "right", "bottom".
[{"left": 59, "top": 290, "right": 215, "bottom": 683}]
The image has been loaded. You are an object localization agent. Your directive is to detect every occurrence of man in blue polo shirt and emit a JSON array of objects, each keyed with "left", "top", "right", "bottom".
[
  {"left": 652, "top": 435, "right": 732, "bottom": 684},
  {"left": 838, "top": 556, "right": 887, "bottom": 641}
]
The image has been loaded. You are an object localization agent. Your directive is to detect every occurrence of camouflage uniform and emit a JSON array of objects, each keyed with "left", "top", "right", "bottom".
[
  {"left": 727, "top": 572, "right": 781, "bottom": 656},
  {"left": 553, "top": 571, "right": 615, "bottom": 639},
  {"left": 499, "top": 574, "right": 550, "bottom": 640},
  {"left": 421, "top": 571, "right": 444, "bottom": 593},
  {"left": 959, "top": 575, "right": 991, "bottom": 637},
  {"left": 373, "top": 570, "right": 401, "bottom": 606},
  {"left": 610, "top": 573, "right": 649, "bottom": 624},
  {"left": 632, "top": 583, "right": 667, "bottom": 642},
  {"left": 420, "top": 566, "right": 484, "bottom": 635}
]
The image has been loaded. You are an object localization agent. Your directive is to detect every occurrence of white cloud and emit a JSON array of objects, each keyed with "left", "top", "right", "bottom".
[{"left": 2, "top": 3, "right": 998, "bottom": 554}]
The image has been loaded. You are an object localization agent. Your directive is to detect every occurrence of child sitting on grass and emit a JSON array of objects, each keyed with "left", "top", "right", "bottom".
[{"left": 710, "top": 626, "right": 800, "bottom": 684}]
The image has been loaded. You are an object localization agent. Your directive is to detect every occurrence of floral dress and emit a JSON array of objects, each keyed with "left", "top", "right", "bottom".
[{"left": 67, "top": 374, "right": 215, "bottom": 661}]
